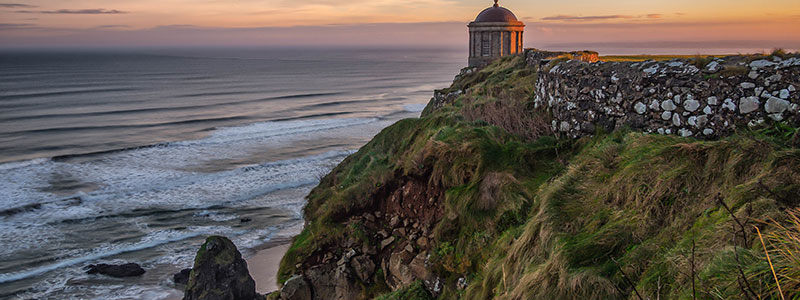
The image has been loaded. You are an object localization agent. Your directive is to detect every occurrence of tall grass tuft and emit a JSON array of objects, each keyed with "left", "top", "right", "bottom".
[
  {"left": 758, "top": 208, "right": 800, "bottom": 297},
  {"left": 771, "top": 48, "right": 789, "bottom": 59},
  {"left": 460, "top": 92, "right": 552, "bottom": 142},
  {"left": 691, "top": 55, "right": 714, "bottom": 69}
]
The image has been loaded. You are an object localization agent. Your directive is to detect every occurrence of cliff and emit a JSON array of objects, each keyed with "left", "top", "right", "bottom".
[{"left": 218, "top": 50, "right": 800, "bottom": 299}]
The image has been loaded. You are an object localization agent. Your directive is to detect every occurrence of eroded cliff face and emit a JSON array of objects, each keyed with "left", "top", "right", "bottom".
[{"left": 295, "top": 173, "right": 446, "bottom": 300}]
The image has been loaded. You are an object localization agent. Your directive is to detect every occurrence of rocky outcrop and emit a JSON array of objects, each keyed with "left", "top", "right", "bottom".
[
  {"left": 536, "top": 55, "right": 800, "bottom": 139},
  {"left": 183, "top": 236, "right": 261, "bottom": 300},
  {"left": 174, "top": 268, "right": 192, "bottom": 286},
  {"left": 85, "top": 263, "right": 145, "bottom": 278},
  {"left": 275, "top": 176, "right": 444, "bottom": 299},
  {"left": 279, "top": 276, "right": 311, "bottom": 300}
]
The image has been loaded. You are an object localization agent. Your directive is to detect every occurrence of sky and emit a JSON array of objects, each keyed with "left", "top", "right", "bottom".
[{"left": 1, "top": 0, "right": 800, "bottom": 53}]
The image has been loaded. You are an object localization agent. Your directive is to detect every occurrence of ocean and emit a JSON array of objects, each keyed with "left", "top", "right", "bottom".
[{"left": 0, "top": 47, "right": 464, "bottom": 299}]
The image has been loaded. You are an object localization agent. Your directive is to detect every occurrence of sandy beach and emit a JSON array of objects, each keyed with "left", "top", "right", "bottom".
[{"left": 247, "top": 242, "right": 291, "bottom": 294}]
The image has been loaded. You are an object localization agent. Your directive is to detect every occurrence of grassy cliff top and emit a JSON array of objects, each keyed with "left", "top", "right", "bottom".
[{"left": 278, "top": 53, "right": 800, "bottom": 300}]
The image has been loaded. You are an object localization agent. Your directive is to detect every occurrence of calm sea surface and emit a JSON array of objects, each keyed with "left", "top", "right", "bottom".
[{"left": 0, "top": 48, "right": 464, "bottom": 299}]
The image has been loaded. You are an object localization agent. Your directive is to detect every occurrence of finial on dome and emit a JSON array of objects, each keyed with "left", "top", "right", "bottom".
[{"left": 493, "top": 0, "right": 499, "bottom": 7}]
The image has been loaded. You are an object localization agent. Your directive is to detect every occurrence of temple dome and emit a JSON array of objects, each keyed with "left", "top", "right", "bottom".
[{"left": 474, "top": 2, "right": 518, "bottom": 23}]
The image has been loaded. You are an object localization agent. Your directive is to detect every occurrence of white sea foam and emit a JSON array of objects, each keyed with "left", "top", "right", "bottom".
[
  {"left": 0, "top": 230, "right": 200, "bottom": 284},
  {"left": 0, "top": 157, "right": 49, "bottom": 172},
  {"left": 0, "top": 116, "right": 384, "bottom": 295}
]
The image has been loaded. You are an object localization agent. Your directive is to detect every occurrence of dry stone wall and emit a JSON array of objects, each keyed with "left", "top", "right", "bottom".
[{"left": 534, "top": 54, "right": 800, "bottom": 138}]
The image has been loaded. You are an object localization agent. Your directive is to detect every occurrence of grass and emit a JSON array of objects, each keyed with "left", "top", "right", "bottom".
[
  {"left": 465, "top": 128, "right": 800, "bottom": 300},
  {"left": 375, "top": 281, "right": 434, "bottom": 300}
]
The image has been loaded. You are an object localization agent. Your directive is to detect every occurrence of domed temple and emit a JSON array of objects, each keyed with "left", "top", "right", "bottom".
[{"left": 468, "top": 0, "right": 525, "bottom": 67}]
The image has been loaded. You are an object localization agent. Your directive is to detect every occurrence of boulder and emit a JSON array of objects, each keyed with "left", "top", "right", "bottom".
[
  {"left": 174, "top": 268, "right": 192, "bottom": 285},
  {"left": 280, "top": 275, "right": 311, "bottom": 300},
  {"left": 350, "top": 255, "right": 376, "bottom": 283},
  {"left": 183, "top": 236, "right": 259, "bottom": 300},
  {"left": 85, "top": 263, "right": 145, "bottom": 278},
  {"left": 386, "top": 250, "right": 415, "bottom": 289},
  {"left": 380, "top": 237, "right": 396, "bottom": 250},
  {"left": 304, "top": 263, "right": 359, "bottom": 300}
]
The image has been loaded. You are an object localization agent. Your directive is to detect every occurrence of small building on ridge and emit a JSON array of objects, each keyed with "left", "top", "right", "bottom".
[{"left": 468, "top": 0, "right": 525, "bottom": 67}]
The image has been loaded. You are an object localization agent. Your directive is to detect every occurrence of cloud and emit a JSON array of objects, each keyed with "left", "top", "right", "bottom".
[
  {"left": 541, "top": 15, "right": 634, "bottom": 22},
  {"left": 0, "top": 23, "right": 38, "bottom": 30},
  {"left": 94, "top": 25, "right": 131, "bottom": 29},
  {"left": 16, "top": 9, "right": 128, "bottom": 14},
  {"left": 647, "top": 14, "right": 663, "bottom": 19},
  {"left": 0, "top": 3, "right": 35, "bottom": 8}
]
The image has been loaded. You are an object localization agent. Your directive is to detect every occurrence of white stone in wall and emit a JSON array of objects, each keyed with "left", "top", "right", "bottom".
[
  {"left": 769, "top": 113, "right": 784, "bottom": 122},
  {"left": 665, "top": 128, "right": 672, "bottom": 134},
  {"left": 748, "top": 118, "right": 765, "bottom": 129},
  {"left": 703, "top": 106, "right": 712, "bottom": 114},
  {"left": 559, "top": 121, "right": 570, "bottom": 132},
  {"left": 634, "top": 102, "right": 647, "bottom": 114},
  {"left": 688, "top": 116, "right": 697, "bottom": 126},
  {"left": 789, "top": 85, "right": 796, "bottom": 92},
  {"left": 703, "top": 128, "right": 714, "bottom": 136},
  {"left": 658, "top": 128, "right": 665, "bottom": 135},
  {"left": 684, "top": 100, "right": 700, "bottom": 112},
  {"left": 696, "top": 115, "right": 708, "bottom": 128},
  {"left": 661, "top": 100, "right": 677, "bottom": 111},
  {"left": 778, "top": 57, "right": 800, "bottom": 68},
  {"left": 755, "top": 87, "right": 764, "bottom": 97},
  {"left": 707, "top": 96, "right": 718, "bottom": 106},
  {"left": 790, "top": 104, "right": 800, "bottom": 113},
  {"left": 673, "top": 114, "right": 682, "bottom": 126},
  {"left": 679, "top": 128, "right": 693, "bottom": 137},
  {"left": 767, "top": 74, "right": 782, "bottom": 82},
  {"left": 661, "top": 111, "right": 672, "bottom": 120},
  {"left": 722, "top": 98, "right": 736, "bottom": 112},
  {"left": 739, "top": 97, "right": 760, "bottom": 114},
  {"left": 566, "top": 101, "right": 577, "bottom": 110},
  {"left": 750, "top": 60, "right": 776, "bottom": 69},
  {"left": 650, "top": 100, "right": 661, "bottom": 111},
  {"left": 765, "top": 97, "right": 790, "bottom": 114},
  {"left": 611, "top": 93, "right": 623, "bottom": 104},
  {"left": 643, "top": 65, "right": 659, "bottom": 75},
  {"left": 741, "top": 82, "right": 756, "bottom": 89},
  {"left": 748, "top": 71, "right": 759, "bottom": 79},
  {"left": 706, "top": 61, "right": 720, "bottom": 73},
  {"left": 780, "top": 89, "right": 790, "bottom": 99},
  {"left": 611, "top": 74, "right": 619, "bottom": 82},
  {"left": 674, "top": 95, "right": 682, "bottom": 104}
]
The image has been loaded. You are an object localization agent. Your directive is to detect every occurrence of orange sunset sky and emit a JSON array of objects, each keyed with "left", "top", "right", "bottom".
[{"left": 1, "top": 0, "right": 799, "bottom": 52}]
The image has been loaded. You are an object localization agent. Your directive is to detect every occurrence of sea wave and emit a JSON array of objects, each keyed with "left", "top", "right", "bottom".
[{"left": 0, "top": 230, "right": 200, "bottom": 284}]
